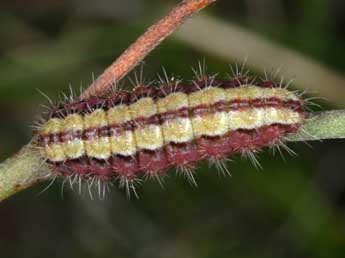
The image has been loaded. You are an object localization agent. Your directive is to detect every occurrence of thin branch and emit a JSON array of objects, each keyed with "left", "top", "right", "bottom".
[
  {"left": 1, "top": 110, "right": 344, "bottom": 202},
  {"left": 0, "top": 143, "right": 51, "bottom": 202},
  {"left": 174, "top": 14, "right": 345, "bottom": 107},
  {"left": 288, "top": 110, "right": 345, "bottom": 142},
  {"left": 80, "top": 0, "right": 216, "bottom": 100}
]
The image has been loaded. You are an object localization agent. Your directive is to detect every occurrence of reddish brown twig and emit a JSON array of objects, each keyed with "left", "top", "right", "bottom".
[{"left": 80, "top": 0, "right": 216, "bottom": 100}]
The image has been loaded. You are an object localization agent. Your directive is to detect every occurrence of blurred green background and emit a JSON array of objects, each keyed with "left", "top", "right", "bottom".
[{"left": 1, "top": 0, "right": 345, "bottom": 257}]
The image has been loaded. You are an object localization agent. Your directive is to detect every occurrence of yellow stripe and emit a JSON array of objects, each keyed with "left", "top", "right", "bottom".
[
  {"left": 161, "top": 117, "right": 193, "bottom": 143},
  {"left": 129, "top": 97, "right": 157, "bottom": 118},
  {"left": 157, "top": 92, "right": 188, "bottom": 112},
  {"left": 43, "top": 108, "right": 302, "bottom": 160},
  {"left": 63, "top": 140, "right": 84, "bottom": 160},
  {"left": 107, "top": 104, "right": 137, "bottom": 156},
  {"left": 45, "top": 145, "right": 65, "bottom": 162},
  {"left": 228, "top": 109, "right": 265, "bottom": 130},
  {"left": 62, "top": 114, "right": 85, "bottom": 159},
  {"left": 84, "top": 109, "right": 111, "bottom": 159},
  {"left": 110, "top": 131, "right": 137, "bottom": 156},
  {"left": 227, "top": 108, "right": 302, "bottom": 130},
  {"left": 128, "top": 97, "right": 164, "bottom": 151},
  {"left": 107, "top": 104, "right": 132, "bottom": 124},
  {"left": 84, "top": 109, "right": 108, "bottom": 129},
  {"left": 41, "top": 86, "right": 302, "bottom": 161},
  {"left": 188, "top": 87, "right": 225, "bottom": 108},
  {"left": 40, "top": 118, "right": 65, "bottom": 161},
  {"left": 40, "top": 85, "right": 299, "bottom": 134},
  {"left": 192, "top": 112, "right": 229, "bottom": 137},
  {"left": 157, "top": 91, "right": 193, "bottom": 144},
  {"left": 225, "top": 85, "right": 299, "bottom": 101},
  {"left": 134, "top": 125, "right": 164, "bottom": 151},
  {"left": 264, "top": 107, "right": 302, "bottom": 125},
  {"left": 40, "top": 118, "right": 63, "bottom": 134},
  {"left": 85, "top": 137, "right": 111, "bottom": 160}
]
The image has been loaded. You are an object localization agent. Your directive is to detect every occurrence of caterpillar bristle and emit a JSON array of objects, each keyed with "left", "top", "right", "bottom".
[
  {"left": 143, "top": 170, "right": 167, "bottom": 189},
  {"left": 192, "top": 59, "right": 208, "bottom": 82},
  {"left": 128, "top": 63, "right": 152, "bottom": 89},
  {"left": 241, "top": 149, "right": 262, "bottom": 170},
  {"left": 229, "top": 58, "right": 250, "bottom": 80},
  {"left": 276, "top": 139, "right": 297, "bottom": 157},
  {"left": 208, "top": 157, "right": 232, "bottom": 177},
  {"left": 176, "top": 164, "right": 198, "bottom": 187},
  {"left": 118, "top": 176, "right": 141, "bottom": 199},
  {"left": 37, "top": 174, "right": 58, "bottom": 196},
  {"left": 36, "top": 88, "right": 55, "bottom": 106},
  {"left": 157, "top": 67, "right": 173, "bottom": 86}
]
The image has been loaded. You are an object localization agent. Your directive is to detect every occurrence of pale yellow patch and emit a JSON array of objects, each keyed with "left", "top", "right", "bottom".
[
  {"left": 63, "top": 140, "right": 84, "bottom": 159},
  {"left": 188, "top": 87, "right": 225, "bottom": 107},
  {"left": 110, "top": 131, "right": 137, "bottom": 156},
  {"left": 192, "top": 112, "right": 229, "bottom": 137},
  {"left": 225, "top": 85, "right": 299, "bottom": 102},
  {"left": 61, "top": 114, "right": 85, "bottom": 159},
  {"left": 134, "top": 125, "right": 164, "bottom": 151},
  {"left": 41, "top": 118, "right": 63, "bottom": 134},
  {"left": 227, "top": 108, "right": 303, "bottom": 130},
  {"left": 84, "top": 109, "right": 108, "bottom": 129},
  {"left": 41, "top": 118, "right": 66, "bottom": 161},
  {"left": 107, "top": 104, "right": 137, "bottom": 156},
  {"left": 129, "top": 97, "right": 157, "bottom": 119},
  {"left": 107, "top": 105, "right": 132, "bottom": 125},
  {"left": 129, "top": 97, "right": 164, "bottom": 150},
  {"left": 262, "top": 87, "right": 299, "bottom": 101},
  {"left": 225, "top": 86, "right": 262, "bottom": 101},
  {"left": 157, "top": 92, "right": 188, "bottom": 112},
  {"left": 85, "top": 137, "right": 111, "bottom": 159},
  {"left": 264, "top": 108, "right": 302, "bottom": 125},
  {"left": 228, "top": 109, "right": 265, "bottom": 130},
  {"left": 62, "top": 114, "right": 84, "bottom": 132},
  {"left": 161, "top": 117, "right": 193, "bottom": 143},
  {"left": 45, "top": 145, "right": 65, "bottom": 162}
]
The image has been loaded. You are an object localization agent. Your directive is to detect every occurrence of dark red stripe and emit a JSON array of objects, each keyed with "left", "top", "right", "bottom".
[
  {"left": 49, "top": 123, "right": 301, "bottom": 178},
  {"left": 50, "top": 78, "right": 263, "bottom": 118},
  {"left": 39, "top": 98, "right": 303, "bottom": 146}
]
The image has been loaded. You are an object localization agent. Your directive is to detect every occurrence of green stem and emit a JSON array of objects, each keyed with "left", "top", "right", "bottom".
[
  {"left": 288, "top": 110, "right": 345, "bottom": 141},
  {"left": 0, "top": 110, "right": 344, "bottom": 203},
  {"left": 0, "top": 143, "right": 51, "bottom": 202}
]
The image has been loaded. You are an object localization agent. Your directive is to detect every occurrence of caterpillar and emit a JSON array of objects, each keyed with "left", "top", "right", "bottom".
[{"left": 36, "top": 70, "right": 305, "bottom": 198}]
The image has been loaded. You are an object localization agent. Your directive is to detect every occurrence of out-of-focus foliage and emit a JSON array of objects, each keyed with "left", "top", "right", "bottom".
[{"left": 0, "top": 1, "right": 345, "bottom": 258}]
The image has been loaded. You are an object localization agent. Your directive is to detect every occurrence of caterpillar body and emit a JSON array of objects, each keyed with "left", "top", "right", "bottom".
[{"left": 37, "top": 74, "right": 305, "bottom": 197}]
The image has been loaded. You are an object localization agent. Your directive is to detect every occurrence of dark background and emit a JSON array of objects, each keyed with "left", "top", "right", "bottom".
[{"left": 1, "top": 0, "right": 345, "bottom": 257}]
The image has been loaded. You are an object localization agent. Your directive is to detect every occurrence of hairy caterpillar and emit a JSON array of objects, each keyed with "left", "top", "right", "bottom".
[{"left": 36, "top": 69, "right": 305, "bottom": 198}]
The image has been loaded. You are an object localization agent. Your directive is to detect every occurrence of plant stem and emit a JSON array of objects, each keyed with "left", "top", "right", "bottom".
[
  {"left": 0, "top": 110, "right": 344, "bottom": 202},
  {"left": 80, "top": 0, "right": 216, "bottom": 100},
  {"left": 173, "top": 14, "right": 345, "bottom": 107},
  {"left": 0, "top": 144, "right": 51, "bottom": 202},
  {"left": 288, "top": 110, "right": 345, "bottom": 141}
]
